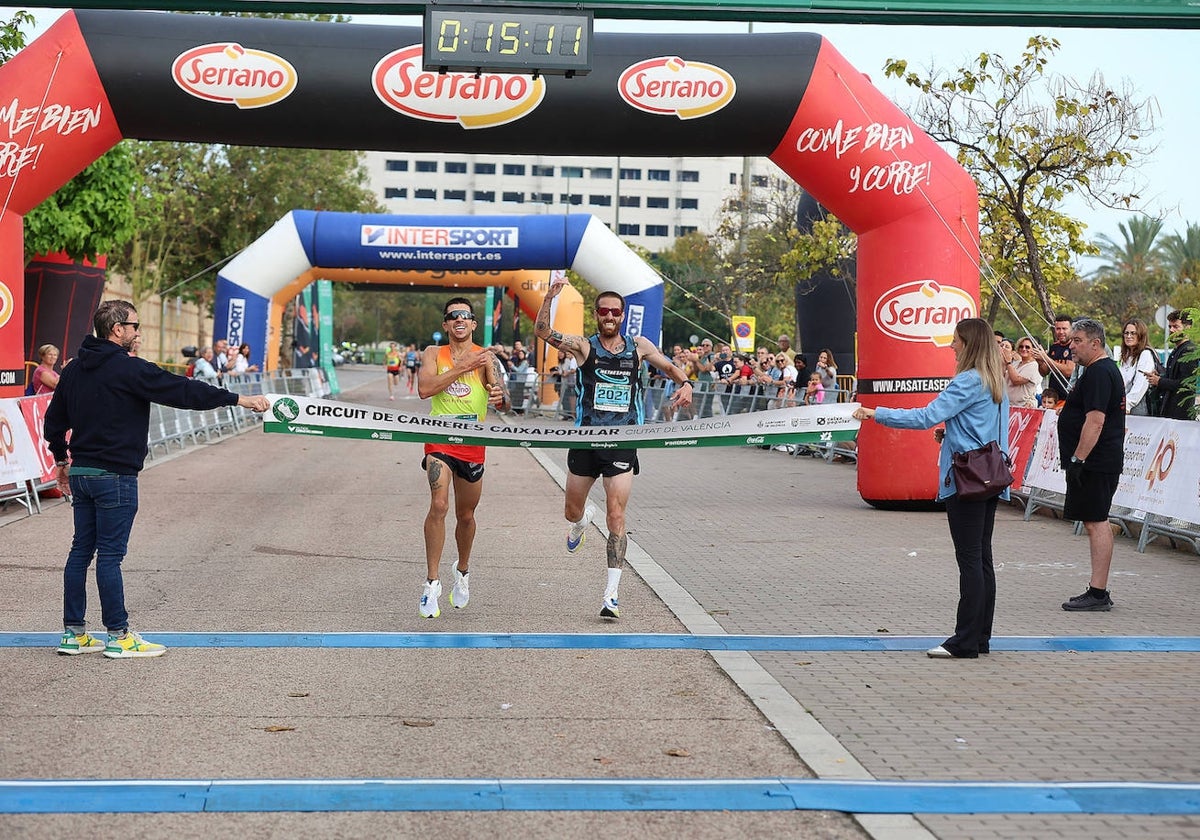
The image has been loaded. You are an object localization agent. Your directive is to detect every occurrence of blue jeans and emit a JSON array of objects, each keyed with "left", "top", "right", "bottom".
[{"left": 63, "top": 473, "right": 139, "bottom": 633}]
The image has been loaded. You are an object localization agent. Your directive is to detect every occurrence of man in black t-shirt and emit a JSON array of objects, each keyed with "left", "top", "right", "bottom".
[
  {"left": 1036, "top": 313, "right": 1075, "bottom": 393},
  {"left": 1056, "top": 318, "right": 1125, "bottom": 612},
  {"left": 712, "top": 342, "right": 739, "bottom": 415}
]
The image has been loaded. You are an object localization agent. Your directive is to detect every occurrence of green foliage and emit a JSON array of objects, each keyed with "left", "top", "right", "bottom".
[
  {"left": 113, "top": 142, "right": 383, "bottom": 309},
  {"left": 0, "top": 10, "right": 33, "bottom": 62},
  {"left": 885, "top": 36, "right": 1155, "bottom": 326},
  {"left": 24, "top": 144, "right": 137, "bottom": 264}
]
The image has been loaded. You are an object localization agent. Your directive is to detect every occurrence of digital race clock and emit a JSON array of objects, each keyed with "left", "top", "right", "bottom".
[{"left": 422, "top": 5, "right": 593, "bottom": 76}]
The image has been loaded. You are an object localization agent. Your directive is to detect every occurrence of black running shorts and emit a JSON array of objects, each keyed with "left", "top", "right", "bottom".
[
  {"left": 568, "top": 448, "right": 639, "bottom": 478},
  {"left": 1063, "top": 469, "right": 1119, "bottom": 523}
]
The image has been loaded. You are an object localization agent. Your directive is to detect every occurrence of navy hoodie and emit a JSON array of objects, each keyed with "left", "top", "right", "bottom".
[{"left": 44, "top": 335, "right": 239, "bottom": 474}]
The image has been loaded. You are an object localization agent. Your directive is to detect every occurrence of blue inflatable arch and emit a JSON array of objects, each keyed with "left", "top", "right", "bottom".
[{"left": 216, "top": 210, "right": 663, "bottom": 371}]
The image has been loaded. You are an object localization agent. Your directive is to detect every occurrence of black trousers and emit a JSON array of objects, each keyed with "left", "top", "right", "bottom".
[{"left": 941, "top": 494, "right": 999, "bottom": 656}]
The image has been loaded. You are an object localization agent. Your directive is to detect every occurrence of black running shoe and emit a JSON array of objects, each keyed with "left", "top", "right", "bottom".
[{"left": 1062, "top": 591, "right": 1113, "bottom": 611}]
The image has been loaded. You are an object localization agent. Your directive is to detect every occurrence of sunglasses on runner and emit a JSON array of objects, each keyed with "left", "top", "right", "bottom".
[
  {"left": 443, "top": 310, "right": 475, "bottom": 322},
  {"left": 595, "top": 306, "right": 623, "bottom": 317}
]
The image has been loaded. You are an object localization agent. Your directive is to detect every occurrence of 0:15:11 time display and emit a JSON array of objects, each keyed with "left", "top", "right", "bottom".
[{"left": 435, "top": 19, "right": 584, "bottom": 57}]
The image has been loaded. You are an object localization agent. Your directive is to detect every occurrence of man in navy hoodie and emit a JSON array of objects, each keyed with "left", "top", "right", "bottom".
[{"left": 44, "top": 300, "right": 271, "bottom": 659}]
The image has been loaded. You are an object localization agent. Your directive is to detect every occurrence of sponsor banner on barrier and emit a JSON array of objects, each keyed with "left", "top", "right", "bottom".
[
  {"left": 16, "top": 395, "right": 56, "bottom": 484},
  {"left": 262, "top": 394, "right": 861, "bottom": 449},
  {"left": 1024, "top": 414, "right": 1200, "bottom": 522},
  {"left": 1006, "top": 407, "right": 1047, "bottom": 493},
  {"left": 0, "top": 398, "right": 45, "bottom": 484}
]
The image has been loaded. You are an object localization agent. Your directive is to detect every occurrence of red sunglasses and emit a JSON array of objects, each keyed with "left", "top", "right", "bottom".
[{"left": 595, "top": 306, "right": 623, "bottom": 317}]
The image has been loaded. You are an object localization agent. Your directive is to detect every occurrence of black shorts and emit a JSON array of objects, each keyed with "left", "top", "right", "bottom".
[
  {"left": 422, "top": 453, "right": 484, "bottom": 483},
  {"left": 568, "top": 448, "right": 639, "bottom": 478},
  {"left": 1063, "top": 470, "right": 1119, "bottom": 523}
]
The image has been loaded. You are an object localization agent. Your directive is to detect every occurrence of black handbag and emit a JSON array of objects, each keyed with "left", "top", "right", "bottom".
[{"left": 946, "top": 404, "right": 1014, "bottom": 501}]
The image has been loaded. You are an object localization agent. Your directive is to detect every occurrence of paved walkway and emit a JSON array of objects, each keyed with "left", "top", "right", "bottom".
[{"left": 2, "top": 367, "right": 1198, "bottom": 839}]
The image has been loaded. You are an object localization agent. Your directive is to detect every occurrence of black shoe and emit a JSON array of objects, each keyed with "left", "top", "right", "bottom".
[{"left": 1062, "top": 591, "right": 1113, "bottom": 611}]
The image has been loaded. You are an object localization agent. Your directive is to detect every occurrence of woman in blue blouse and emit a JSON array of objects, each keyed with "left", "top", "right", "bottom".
[{"left": 854, "top": 318, "right": 1010, "bottom": 659}]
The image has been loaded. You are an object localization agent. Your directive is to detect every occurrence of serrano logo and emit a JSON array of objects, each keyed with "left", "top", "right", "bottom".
[
  {"left": 873, "top": 280, "right": 977, "bottom": 347},
  {"left": 172, "top": 43, "right": 297, "bottom": 109},
  {"left": 373, "top": 45, "right": 545, "bottom": 129},
  {"left": 0, "top": 280, "right": 13, "bottom": 329},
  {"left": 618, "top": 56, "right": 735, "bottom": 119},
  {"left": 446, "top": 381, "right": 472, "bottom": 398}
]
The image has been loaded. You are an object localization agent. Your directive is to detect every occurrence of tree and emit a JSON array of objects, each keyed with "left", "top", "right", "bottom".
[
  {"left": 0, "top": 10, "right": 33, "bottom": 62},
  {"left": 1084, "top": 215, "right": 1172, "bottom": 325},
  {"left": 114, "top": 143, "right": 383, "bottom": 317},
  {"left": 885, "top": 36, "right": 1157, "bottom": 324},
  {"left": 1161, "top": 223, "right": 1200, "bottom": 285},
  {"left": 23, "top": 143, "right": 138, "bottom": 265}
]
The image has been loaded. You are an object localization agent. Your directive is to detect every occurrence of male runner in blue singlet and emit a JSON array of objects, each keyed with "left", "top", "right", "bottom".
[{"left": 535, "top": 276, "right": 693, "bottom": 618}]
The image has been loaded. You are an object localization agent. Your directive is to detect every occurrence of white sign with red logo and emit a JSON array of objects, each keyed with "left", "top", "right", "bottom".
[
  {"left": 373, "top": 45, "right": 545, "bottom": 129},
  {"left": 0, "top": 397, "right": 43, "bottom": 484},
  {"left": 1023, "top": 414, "right": 1200, "bottom": 522},
  {"left": 172, "top": 43, "right": 298, "bottom": 109},
  {"left": 873, "top": 280, "right": 977, "bottom": 348},
  {"left": 618, "top": 56, "right": 735, "bottom": 119},
  {"left": 18, "top": 393, "right": 57, "bottom": 483}
]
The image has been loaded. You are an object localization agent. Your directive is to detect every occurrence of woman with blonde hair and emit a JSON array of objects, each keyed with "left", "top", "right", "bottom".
[
  {"left": 854, "top": 318, "right": 1010, "bottom": 659},
  {"left": 1114, "top": 319, "right": 1156, "bottom": 415},
  {"left": 32, "top": 344, "right": 61, "bottom": 394},
  {"left": 1002, "top": 337, "right": 1041, "bottom": 407}
]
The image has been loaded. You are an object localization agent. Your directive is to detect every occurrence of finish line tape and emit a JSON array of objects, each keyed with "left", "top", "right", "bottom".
[
  {"left": 2, "top": 778, "right": 1198, "bottom": 814},
  {"left": 261, "top": 394, "right": 860, "bottom": 449}
]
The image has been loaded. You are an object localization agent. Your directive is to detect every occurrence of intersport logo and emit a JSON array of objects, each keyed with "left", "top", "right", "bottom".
[
  {"left": 873, "top": 280, "right": 976, "bottom": 347},
  {"left": 172, "top": 43, "right": 297, "bottom": 109},
  {"left": 618, "top": 56, "right": 735, "bottom": 119},
  {"left": 373, "top": 45, "right": 545, "bottom": 129}
]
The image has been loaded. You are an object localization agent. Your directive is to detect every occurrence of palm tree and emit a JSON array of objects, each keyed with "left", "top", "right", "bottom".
[
  {"left": 1160, "top": 223, "right": 1200, "bottom": 285},
  {"left": 1088, "top": 216, "right": 1171, "bottom": 325}
]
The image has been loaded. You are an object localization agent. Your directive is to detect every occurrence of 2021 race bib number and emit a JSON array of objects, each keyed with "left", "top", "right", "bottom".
[{"left": 593, "top": 382, "right": 631, "bottom": 412}]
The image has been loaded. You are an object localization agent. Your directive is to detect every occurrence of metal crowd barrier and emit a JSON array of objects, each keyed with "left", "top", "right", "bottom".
[{"left": 145, "top": 368, "right": 326, "bottom": 461}]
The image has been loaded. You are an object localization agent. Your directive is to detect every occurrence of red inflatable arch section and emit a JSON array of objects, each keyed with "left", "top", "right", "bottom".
[{"left": 0, "top": 11, "right": 979, "bottom": 504}]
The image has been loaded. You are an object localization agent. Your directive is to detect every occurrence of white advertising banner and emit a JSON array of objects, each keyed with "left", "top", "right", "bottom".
[
  {"left": 1023, "top": 414, "right": 1200, "bottom": 522},
  {"left": 0, "top": 398, "right": 44, "bottom": 484}
]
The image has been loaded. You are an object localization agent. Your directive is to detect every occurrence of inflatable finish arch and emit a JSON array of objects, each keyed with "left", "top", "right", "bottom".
[
  {"left": 218, "top": 210, "right": 659, "bottom": 373},
  {"left": 0, "top": 10, "right": 980, "bottom": 503}
]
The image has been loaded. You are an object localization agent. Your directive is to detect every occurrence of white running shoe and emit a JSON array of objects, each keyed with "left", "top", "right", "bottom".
[
  {"left": 567, "top": 503, "right": 598, "bottom": 554},
  {"left": 420, "top": 580, "right": 442, "bottom": 618},
  {"left": 600, "top": 594, "right": 620, "bottom": 619},
  {"left": 450, "top": 569, "right": 470, "bottom": 609}
]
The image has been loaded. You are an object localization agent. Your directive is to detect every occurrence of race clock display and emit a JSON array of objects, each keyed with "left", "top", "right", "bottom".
[{"left": 422, "top": 5, "right": 593, "bottom": 76}]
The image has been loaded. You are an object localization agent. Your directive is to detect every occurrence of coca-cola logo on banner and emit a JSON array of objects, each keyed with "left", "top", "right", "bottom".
[
  {"left": 172, "top": 43, "right": 298, "bottom": 108},
  {"left": 372, "top": 45, "right": 545, "bottom": 129},
  {"left": 618, "top": 56, "right": 735, "bottom": 119},
  {"left": 873, "top": 280, "right": 977, "bottom": 347}
]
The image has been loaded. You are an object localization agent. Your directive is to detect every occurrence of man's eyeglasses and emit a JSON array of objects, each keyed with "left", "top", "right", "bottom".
[
  {"left": 595, "top": 306, "right": 623, "bottom": 317},
  {"left": 443, "top": 310, "right": 475, "bottom": 322},
  {"left": 118, "top": 321, "right": 140, "bottom": 331}
]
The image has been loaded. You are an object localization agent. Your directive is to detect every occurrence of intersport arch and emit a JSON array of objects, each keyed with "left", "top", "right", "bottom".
[
  {"left": 0, "top": 10, "right": 981, "bottom": 503},
  {"left": 217, "top": 210, "right": 656, "bottom": 376}
]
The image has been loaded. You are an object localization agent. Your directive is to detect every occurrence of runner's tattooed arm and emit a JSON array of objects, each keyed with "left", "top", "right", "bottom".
[
  {"left": 535, "top": 277, "right": 590, "bottom": 363},
  {"left": 636, "top": 335, "right": 692, "bottom": 407}
]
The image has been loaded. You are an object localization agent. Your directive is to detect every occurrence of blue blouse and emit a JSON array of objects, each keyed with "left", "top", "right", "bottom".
[{"left": 874, "top": 368, "right": 1011, "bottom": 501}]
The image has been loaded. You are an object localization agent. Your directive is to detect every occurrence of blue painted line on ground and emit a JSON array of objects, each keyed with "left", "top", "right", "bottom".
[
  {"left": 2, "top": 632, "right": 1199, "bottom": 652},
  {"left": 2, "top": 778, "right": 1199, "bottom": 814}
]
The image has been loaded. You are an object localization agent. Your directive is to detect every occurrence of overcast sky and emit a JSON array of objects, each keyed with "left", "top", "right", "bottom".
[{"left": 9, "top": 9, "right": 1196, "bottom": 254}]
